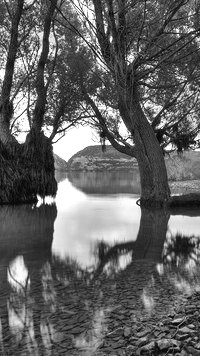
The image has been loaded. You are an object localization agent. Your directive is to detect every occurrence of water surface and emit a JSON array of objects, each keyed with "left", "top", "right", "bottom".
[{"left": 0, "top": 170, "right": 200, "bottom": 355}]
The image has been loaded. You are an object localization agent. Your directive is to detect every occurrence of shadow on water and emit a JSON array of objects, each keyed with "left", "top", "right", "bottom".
[
  {"left": 0, "top": 204, "right": 57, "bottom": 355},
  {"left": 55, "top": 170, "right": 68, "bottom": 184},
  {"left": 0, "top": 201, "right": 200, "bottom": 354},
  {"left": 67, "top": 170, "right": 141, "bottom": 195}
]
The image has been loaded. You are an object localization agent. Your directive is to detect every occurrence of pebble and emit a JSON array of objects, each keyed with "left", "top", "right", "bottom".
[
  {"left": 195, "top": 342, "right": 200, "bottom": 349},
  {"left": 179, "top": 326, "right": 195, "bottom": 333},
  {"left": 185, "top": 346, "right": 200, "bottom": 355},
  {"left": 140, "top": 341, "right": 155, "bottom": 352},
  {"left": 171, "top": 317, "right": 185, "bottom": 325},
  {"left": 123, "top": 327, "right": 132, "bottom": 338}
]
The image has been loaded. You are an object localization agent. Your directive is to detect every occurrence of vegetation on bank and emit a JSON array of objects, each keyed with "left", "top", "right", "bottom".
[{"left": 67, "top": 145, "right": 200, "bottom": 181}]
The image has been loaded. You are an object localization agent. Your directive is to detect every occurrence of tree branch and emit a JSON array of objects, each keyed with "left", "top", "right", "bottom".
[
  {"left": 83, "top": 89, "right": 136, "bottom": 157},
  {"left": 32, "top": 0, "right": 58, "bottom": 132},
  {"left": 1, "top": 0, "right": 24, "bottom": 116},
  {"left": 92, "top": 0, "right": 112, "bottom": 65}
]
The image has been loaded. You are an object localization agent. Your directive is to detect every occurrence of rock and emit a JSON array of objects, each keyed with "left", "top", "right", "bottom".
[
  {"left": 188, "top": 324, "right": 196, "bottom": 329},
  {"left": 136, "top": 337, "right": 149, "bottom": 347},
  {"left": 118, "top": 350, "right": 126, "bottom": 356},
  {"left": 171, "top": 339, "right": 181, "bottom": 348},
  {"left": 157, "top": 339, "right": 172, "bottom": 350},
  {"left": 171, "top": 317, "right": 185, "bottom": 325},
  {"left": 135, "top": 350, "right": 141, "bottom": 356},
  {"left": 185, "top": 346, "right": 200, "bottom": 355},
  {"left": 180, "top": 350, "right": 188, "bottom": 356},
  {"left": 194, "top": 342, "right": 200, "bottom": 349},
  {"left": 123, "top": 327, "right": 132, "bottom": 338},
  {"left": 179, "top": 326, "right": 195, "bottom": 333},
  {"left": 176, "top": 333, "right": 189, "bottom": 341},
  {"left": 111, "top": 339, "right": 125, "bottom": 349},
  {"left": 140, "top": 341, "right": 155, "bottom": 352},
  {"left": 126, "top": 345, "right": 135, "bottom": 352},
  {"left": 157, "top": 339, "right": 180, "bottom": 351},
  {"left": 135, "top": 329, "right": 150, "bottom": 338}
]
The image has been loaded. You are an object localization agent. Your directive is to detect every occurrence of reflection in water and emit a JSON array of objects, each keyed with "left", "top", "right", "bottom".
[
  {"left": 0, "top": 173, "right": 200, "bottom": 354},
  {"left": 163, "top": 233, "right": 200, "bottom": 267},
  {"left": 8, "top": 255, "right": 29, "bottom": 291},
  {"left": 53, "top": 174, "right": 141, "bottom": 265},
  {"left": 0, "top": 204, "right": 56, "bottom": 355},
  {"left": 67, "top": 169, "right": 141, "bottom": 195}
]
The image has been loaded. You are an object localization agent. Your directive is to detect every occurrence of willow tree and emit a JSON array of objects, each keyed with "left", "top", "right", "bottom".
[
  {"left": 72, "top": 0, "right": 200, "bottom": 206},
  {"left": 0, "top": 0, "right": 86, "bottom": 204},
  {"left": 0, "top": 0, "right": 58, "bottom": 203}
]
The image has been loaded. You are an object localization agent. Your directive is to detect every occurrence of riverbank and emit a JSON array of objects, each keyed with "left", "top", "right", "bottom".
[
  {"left": 96, "top": 287, "right": 200, "bottom": 356},
  {"left": 170, "top": 180, "right": 200, "bottom": 195}
]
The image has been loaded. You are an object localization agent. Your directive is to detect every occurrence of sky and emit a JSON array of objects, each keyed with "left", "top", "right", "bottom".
[{"left": 53, "top": 125, "right": 99, "bottom": 162}]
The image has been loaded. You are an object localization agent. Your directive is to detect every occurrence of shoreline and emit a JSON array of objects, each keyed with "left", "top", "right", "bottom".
[{"left": 169, "top": 179, "right": 200, "bottom": 195}]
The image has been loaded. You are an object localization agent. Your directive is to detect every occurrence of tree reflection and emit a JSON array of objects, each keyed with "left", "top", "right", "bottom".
[
  {"left": 67, "top": 170, "right": 141, "bottom": 195},
  {"left": 0, "top": 204, "right": 200, "bottom": 355},
  {"left": 161, "top": 232, "right": 200, "bottom": 297},
  {"left": 0, "top": 204, "right": 56, "bottom": 355},
  {"left": 163, "top": 233, "right": 200, "bottom": 267},
  {"left": 92, "top": 208, "right": 169, "bottom": 279}
]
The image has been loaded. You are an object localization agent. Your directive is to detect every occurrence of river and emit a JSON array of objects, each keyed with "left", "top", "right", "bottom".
[{"left": 0, "top": 170, "right": 200, "bottom": 355}]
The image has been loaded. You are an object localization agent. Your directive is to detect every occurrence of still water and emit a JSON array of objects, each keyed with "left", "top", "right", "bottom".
[{"left": 0, "top": 171, "right": 200, "bottom": 355}]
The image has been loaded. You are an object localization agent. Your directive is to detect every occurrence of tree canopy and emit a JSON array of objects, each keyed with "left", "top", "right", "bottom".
[
  {"left": 0, "top": 0, "right": 92, "bottom": 145},
  {"left": 69, "top": 0, "right": 200, "bottom": 154}
]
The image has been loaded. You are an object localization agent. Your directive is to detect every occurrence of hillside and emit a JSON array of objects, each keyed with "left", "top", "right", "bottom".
[
  {"left": 67, "top": 145, "right": 200, "bottom": 181},
  {"left": 67, "top": 145, "right": 137, "bottom": 171},
  {"left": 53, "top": 153, "right": 68, "bottom": 171}
]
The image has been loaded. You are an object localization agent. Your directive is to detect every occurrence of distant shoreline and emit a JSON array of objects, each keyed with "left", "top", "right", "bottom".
[{"left": 170, "top": 179, "right": 200, "bottom": 195}]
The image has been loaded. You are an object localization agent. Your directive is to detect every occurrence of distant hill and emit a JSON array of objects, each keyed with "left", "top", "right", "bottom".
[
  {"left": 53, "top": 153, "right": 68, "bottom": 171},
  {"left": 67, "top": 145, "right": 200, "bottom": 181},
  {"left": 67, "top": 145, "right": 137, "bottom": 171}
]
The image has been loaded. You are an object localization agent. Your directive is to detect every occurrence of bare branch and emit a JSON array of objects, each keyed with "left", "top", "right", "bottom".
[
  {"left": 82, "top": 89, "right": 136, "bottom": 157},
  {"left": 32, "top": 0, "right": 58, "bottom": 132},
  {"left": 152, "top": 81, "right": 188, "bottom": 128}
]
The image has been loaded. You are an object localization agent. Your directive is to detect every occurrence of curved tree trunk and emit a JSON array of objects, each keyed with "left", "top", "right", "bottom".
[
  {"left": 133, "top": 106, "right": 170, "bottom": 207},
  {"left": 119, "top": 86, "right": 170, "bottom": 207},
  {"left": 92, "top": 0, "right": 171, "bottom": 207}
]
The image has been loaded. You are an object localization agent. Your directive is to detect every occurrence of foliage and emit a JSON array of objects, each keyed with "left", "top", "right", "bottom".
[
  {"left": 70, "top": 0, "right": 200, "bottom": 153},
  {"left": 0, "top": 0, "right": 95, "bottom": 143}
]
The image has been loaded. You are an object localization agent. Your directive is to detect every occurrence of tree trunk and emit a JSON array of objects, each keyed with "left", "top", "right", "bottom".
[
  {"left": 133, "top": 106, "right": 170, "bottom": 207},
  {"left": 134, "top": 208, "right": 169, "bottom": 261},
  {"left": 119, "top": 86, "right": 170, "bottom": 207},
  {"left": 0, "top": 0, "right": 24, "bottom": 143}
]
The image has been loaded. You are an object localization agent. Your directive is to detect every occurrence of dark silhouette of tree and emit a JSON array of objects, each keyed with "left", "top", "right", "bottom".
[
  {"left": 69, "top": 0, "right": 200, "bottom": 206},
  {"left": 0, "top": 1, "right": 90, "bottom": 204},
  {"left": 0, "top": 0, "right": 59, "bottom": 203}
]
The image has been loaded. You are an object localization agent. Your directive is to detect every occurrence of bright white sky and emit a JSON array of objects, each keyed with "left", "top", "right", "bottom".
[{"left": 53, "top": 125, "right": 99, "bottom": 161}]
